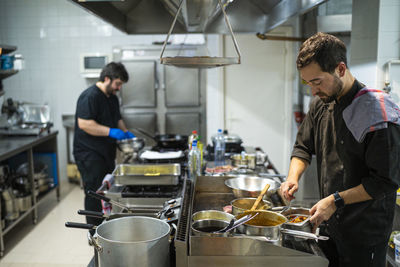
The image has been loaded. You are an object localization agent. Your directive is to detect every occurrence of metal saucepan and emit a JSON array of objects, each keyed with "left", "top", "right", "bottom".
[
  {"left": 136, "top": 128, "right": 188, "bottom": 150},
  {"left": 224, "top": 176, "right": 280, "bottom": 199},
  {"left": 192, "top": 210, "right": 234, "bottom": 223},
  {"left": 230, "top": 198, "right": 272, "bottom": 216},
  {"left": 191, "top": 219, "right": 231, "bottom": 237},
  {"left": 235, "top": 210, "right": 328, "bottom": 241},
  {"left": 66, "top": 216, "right": 171, "bottom": 267}
]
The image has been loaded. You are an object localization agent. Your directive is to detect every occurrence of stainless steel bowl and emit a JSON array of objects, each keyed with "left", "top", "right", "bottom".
[
  {"left": 192, "top": 210, "right": 234, "bottom": 223},
  {"left": 224, "top": 176, "right": 280, "bottom": 198},
  {"left": 117, "top": 137, "right": 145, "bottom": 154},
  {"left": 230, "top": 198, "right": 272, "bottom": 216}
]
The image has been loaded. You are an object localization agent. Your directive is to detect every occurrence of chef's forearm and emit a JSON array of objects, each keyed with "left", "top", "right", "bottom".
[
  {"left": 78, "top": 118, "right": 110, "bottom": 136},
  {"left": 117, "top": 119, "right": 128, "bottom": 132},
  {"left": 287, "top": 157, "right": 309, "bottom": 182},
  {"left": 338, "top": 184, "right": 372, "bottom": 205}
]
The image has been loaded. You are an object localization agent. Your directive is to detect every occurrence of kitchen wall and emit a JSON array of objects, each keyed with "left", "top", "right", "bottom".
[
  {"left": 0, "top": 0, "right": 219, "bottom": 181},
  {"left": 350, "top": 0, "right": 400, "bottom": 96}
]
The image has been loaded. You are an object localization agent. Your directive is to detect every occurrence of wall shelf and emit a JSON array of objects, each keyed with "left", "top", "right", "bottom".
[
  {"left": 0, "top": 69, "right": 18, "bottom": 80},
  {"left": 0, "top": 45, "right": 17, "bottom": 55}
]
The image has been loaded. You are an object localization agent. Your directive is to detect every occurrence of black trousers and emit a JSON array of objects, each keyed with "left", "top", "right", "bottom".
[
  {"left": 319, "top": 232, "right": 388, "bottom": 267},
  {"left": 76, "top": 159, "right": 114, "bottom": 227}
]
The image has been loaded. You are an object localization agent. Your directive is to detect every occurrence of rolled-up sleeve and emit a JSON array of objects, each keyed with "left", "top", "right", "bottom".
[
  {"left": 363, "top": 123, "right": 400, "bottom": 199},
  {"left": 291, "top": 106, "right": 316, "bottom": 164}
]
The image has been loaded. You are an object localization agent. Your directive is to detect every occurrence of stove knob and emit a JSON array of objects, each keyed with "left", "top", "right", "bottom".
[
  {"left": 167, "top": 199, "right": 176, "bottom": 205},
  {"left": 165, "top": 208, "right": 174, "bottom": 218}
]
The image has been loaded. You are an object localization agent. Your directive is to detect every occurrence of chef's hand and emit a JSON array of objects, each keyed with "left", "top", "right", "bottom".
[
  {"left": 280, "top": 179, "right": 298, "bottom": 202},
  {"left": 125, "top": 131, "right": 135, "bottom": 139},
  {"left": 309, "top": 195, "right": 336, "bottom": 233},
  {"left": 108, "top": 128, "right": 126, "bottom": 140}
]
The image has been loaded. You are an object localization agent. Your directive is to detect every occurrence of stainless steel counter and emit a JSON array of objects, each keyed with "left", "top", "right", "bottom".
[{"left": 175, "top": 175, "right": 329, "bottom": 267}]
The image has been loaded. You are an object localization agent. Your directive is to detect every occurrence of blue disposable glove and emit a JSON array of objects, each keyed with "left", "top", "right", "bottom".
[
  {"left": 108, "top": 128, "right": 126, "bottom": 140},
  {"left": 125, "top": 131, "right": 135, "bottom": 139}
]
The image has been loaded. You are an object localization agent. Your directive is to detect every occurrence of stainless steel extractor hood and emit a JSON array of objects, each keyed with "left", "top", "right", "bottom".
[{"left": 70, "top": 0, "right": 327, "bottom": 34}]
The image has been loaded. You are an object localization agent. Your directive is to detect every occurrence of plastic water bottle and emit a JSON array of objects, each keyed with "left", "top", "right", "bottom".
[
  {"left": 214, "top": 129, "right": 225, "bottom": 166},
  {"left": 188, "top": 140, "right": 201, "bottom": 179}
]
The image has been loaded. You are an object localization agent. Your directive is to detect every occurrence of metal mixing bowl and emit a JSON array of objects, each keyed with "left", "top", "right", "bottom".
[
  {"left": 224, "top": 176, "right": 280, "bottom": 199},
  {"left": 117, "top": 137, "right": 145, "bottom": 154}
]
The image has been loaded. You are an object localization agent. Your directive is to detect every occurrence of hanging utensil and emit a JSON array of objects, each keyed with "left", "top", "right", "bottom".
[{"left": 159, "top": 0, "right": 241, "bottom": 68}]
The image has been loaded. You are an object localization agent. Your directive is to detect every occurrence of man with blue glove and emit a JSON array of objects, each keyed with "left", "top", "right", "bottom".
[{"left": 73, "top": 62, "right": 135, "bottom": 227}]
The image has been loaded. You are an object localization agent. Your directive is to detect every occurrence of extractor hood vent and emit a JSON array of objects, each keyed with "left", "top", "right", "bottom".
[{"left": 70, "top": 0, "right": 328, "bottom": 34}]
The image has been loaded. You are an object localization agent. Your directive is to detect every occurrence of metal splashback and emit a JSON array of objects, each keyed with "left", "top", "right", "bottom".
[{"left": 70, "top": 0, "right": 327, "bottom": 34}]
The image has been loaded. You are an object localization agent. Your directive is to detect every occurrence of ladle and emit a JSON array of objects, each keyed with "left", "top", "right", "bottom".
[{"left": 214, "top": 212, "right": 259, "bottom": 233}]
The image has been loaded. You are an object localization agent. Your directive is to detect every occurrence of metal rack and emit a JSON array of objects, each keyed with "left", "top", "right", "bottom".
[{"left": 0, "top": 131, "right": 60, "bottom": 257}]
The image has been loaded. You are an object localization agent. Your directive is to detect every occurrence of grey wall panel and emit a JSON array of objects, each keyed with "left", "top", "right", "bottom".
[
  {"left": 121, "top": 112, "right": 157, "bottom": 136},
  {"left": 166, "top": 112, "right": 201, "bottom": 136},
  {"left": 121, "top": 60, "right": 157, "bottom": 107},
  {"left": 164, "top": 66, "right": 200, "bottom": 107}
]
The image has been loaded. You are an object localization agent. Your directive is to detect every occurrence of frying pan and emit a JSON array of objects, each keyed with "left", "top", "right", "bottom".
[{"left": 136, "top": 128, "right": 188, "bottom": 150}]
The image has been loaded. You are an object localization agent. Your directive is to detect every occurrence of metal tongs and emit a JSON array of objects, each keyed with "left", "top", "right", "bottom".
[{"left": 214, "top": 212, "right": 259, "bottom": 233}]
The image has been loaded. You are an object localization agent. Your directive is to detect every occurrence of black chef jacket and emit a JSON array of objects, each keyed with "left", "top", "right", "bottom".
[
  {"left": 73, "top": 84, "right": 121, "bottom": 169},
  {"left": 292, "top": 79, "right": 400, "bottom": 245}
]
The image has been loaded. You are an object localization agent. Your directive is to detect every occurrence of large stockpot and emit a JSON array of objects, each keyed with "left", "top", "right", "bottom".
[
  {"left": 230, "top": 198, "right": 272, "bottom": 216},
  {"left": 91, "top": 216, "right": 170, "bottom": 267},
  {"left": 224, "top": 176, "right": 280, "bottom": 199}
]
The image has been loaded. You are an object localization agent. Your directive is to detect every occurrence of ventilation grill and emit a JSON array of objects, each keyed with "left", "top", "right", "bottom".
[{"left": 176, "top": 179, "right": 192, "bottom": 242}]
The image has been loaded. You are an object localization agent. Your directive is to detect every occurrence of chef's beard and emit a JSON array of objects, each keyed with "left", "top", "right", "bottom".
[
  {"left": 105, "top": 83, "right": 116, "bottom": 96},
  {"left": 318, "top": 75, "right": 343, "bottom": 103}
]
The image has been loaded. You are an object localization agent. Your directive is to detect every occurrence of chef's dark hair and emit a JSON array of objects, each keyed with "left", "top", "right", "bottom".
[
  {"left": 297, "top": 32, "right": 347, "bottom": 73},
  {"left": 99, "top": 62, "right": 129, "bottom": 83}
]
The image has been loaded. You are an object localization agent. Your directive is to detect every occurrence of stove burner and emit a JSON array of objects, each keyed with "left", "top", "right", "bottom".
[{"left": 121, "top": 185, "right": 181, "bottom": 198}]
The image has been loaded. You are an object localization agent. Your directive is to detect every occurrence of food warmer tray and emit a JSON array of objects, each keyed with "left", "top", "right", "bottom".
[{"left": 112, "top": 163, "right": 181, "bottom": 185}]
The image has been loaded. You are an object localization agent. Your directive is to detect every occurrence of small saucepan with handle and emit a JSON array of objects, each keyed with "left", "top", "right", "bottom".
[{"left": 235, "top": 210, "right": 329, "bottom": 242}]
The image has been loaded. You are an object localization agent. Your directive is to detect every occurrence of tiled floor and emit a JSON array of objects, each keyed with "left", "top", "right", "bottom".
[{"left": 0, "top": 181, "right": 93, "bottom": 267}]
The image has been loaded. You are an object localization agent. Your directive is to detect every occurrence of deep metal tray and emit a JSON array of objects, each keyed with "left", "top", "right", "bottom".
[{"left": 112, "top": 163, "right": 181, "bottom": 185}]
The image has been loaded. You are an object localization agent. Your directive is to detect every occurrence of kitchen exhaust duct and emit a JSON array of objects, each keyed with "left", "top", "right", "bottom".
[
  {"left": 70, "top": 0, "right": 328, "bottom": 34},
  {"left": 160, "top": 0, "right": 241, "bottom": 68}
]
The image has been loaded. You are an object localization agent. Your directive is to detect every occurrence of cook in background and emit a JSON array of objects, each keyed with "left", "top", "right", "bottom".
[
  {"left": 73, "top": 62, "right": 135, "bottom": 228},
  {"left": 280, "top": 32, "right": 400, "bottom": 267}
]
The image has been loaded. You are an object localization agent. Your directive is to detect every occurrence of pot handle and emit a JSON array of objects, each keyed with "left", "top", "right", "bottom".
[
  {"left": 65, "top": 222, "right": 96, "bottom": 230},
  {"left": 87, "top": 190, "right": 111, "bottom": 203},
  {"left": 78, "top": 209, "right": 105, "bottom": 218},
  {"left": 280, "top": 228, "right": 329, "bottom": 241},
  {"left": 87, "top": 231, "right": 103, "bottom": 253}
]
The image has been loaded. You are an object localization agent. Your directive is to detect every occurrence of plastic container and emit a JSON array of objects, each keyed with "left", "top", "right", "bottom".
[
  {"left": 395, "top": 233, "right": 400, "bottom": 263},
  {"left": 214, "top": 129, "right": 225, "bottom": 166},
  {"left": 188, "top": 140, "right": 201, "bottom": 179},
  {"left": 13, "top": 54, "right": 24, "bottom": 70},
  {"left": 1, "top": 55, "right": 14, "bottom": 70}
]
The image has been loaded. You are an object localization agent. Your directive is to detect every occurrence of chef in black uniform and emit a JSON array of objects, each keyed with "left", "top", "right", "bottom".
[
  {"left": 73, "top": 62, "right": 134, "bottom": 226},
  {"left": 280, "top": 32, "right": 400, "bottom": 267}
]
